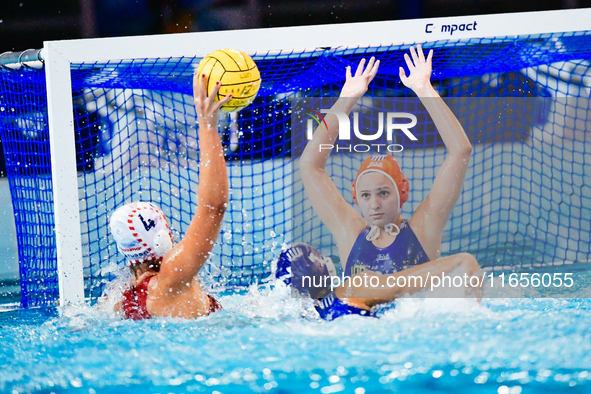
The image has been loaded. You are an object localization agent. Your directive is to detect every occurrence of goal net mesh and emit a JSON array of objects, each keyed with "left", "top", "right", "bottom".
[{"left": 0, "top": 31, "right": 590, "bottom": 307}]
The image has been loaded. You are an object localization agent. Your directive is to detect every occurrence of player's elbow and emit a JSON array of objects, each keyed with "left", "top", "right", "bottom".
[
  {"left": 201, "top": 200, "right": 228, "bottom": 217},
  {"left": 453, "top": 143, "right": 472, "bottom": 162},
  {"left": 463, "top": 143, "right": 473, "bottom": 156},
  {"left": 216, "top": 190, "right": 230, "bottom": 214},
  {"left": 214, "top": 201, "right": 228, "bottom": 215},
  {"left": 458, "top": 252, "right": 480, "bottom": 275}
]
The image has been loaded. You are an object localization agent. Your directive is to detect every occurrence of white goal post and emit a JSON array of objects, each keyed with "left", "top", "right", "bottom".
[{"left": 42, "top": 8, "right": 591, "bottom": 306}]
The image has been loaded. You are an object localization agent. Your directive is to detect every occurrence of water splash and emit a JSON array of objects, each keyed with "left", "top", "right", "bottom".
[{"left": 2, "top": 280, "right": 591, "bottom": 393}]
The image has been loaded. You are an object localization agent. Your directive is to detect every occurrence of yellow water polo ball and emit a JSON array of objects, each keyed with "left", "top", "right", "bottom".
[{"left": 196, "top": 48, "right": 261, "bottom": 112}]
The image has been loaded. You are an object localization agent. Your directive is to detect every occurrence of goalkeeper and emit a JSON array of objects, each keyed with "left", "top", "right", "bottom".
[
  {"left": 106, "top": 73, "right": 231, "bottom": 320},
  {"left": 280, "top": 45, "right": 481, "bottom": 320}
]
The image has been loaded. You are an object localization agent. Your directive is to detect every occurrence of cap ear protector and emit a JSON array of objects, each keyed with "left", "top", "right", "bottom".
[
  {"left": 109, "top": 202, "right": 173, "bottom": 264},
  {"left": 153, "top": 229, "right": 173, "bottom": 257},
  {"left": 352, "top": 155, "right": 409, "bottom": 208}
]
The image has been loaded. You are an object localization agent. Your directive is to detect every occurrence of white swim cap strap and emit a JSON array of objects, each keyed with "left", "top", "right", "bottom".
[
  {"left": 366, "top": 226, "right": 380, "bottom": 241},
  {"left": 366, "top": 223, "right": 400, "bottom": 242},
  {"left": 385, "top": 223, "right": 400, "bottom": 237}
]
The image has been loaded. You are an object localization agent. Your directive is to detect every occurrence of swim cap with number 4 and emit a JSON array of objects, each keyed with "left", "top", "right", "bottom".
[{"left": 109, "top": 202, "right": 173, "bottom": 264}]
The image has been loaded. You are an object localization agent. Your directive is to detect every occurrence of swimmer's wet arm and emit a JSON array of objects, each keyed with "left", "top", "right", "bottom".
[
  {"left": 334, "top": 266, "right": 437, "bottom": 302},
  {"left": 335, "top": 253, "right": 479, "bottom": 307},
  {"left": 400, "top": 46, "right": 472, "bottom": 257},
  {"left": 299, "top": 59, "right": 380, "bottom": 245},
  {"left": 192, "top": 74, "right": 231, "bottom": 216},
  {"left": 158, "top": 73, "right": 232, "bottom": 290},
  {"left": 399, "top": 45, "right": 471, "bottom": 155}
]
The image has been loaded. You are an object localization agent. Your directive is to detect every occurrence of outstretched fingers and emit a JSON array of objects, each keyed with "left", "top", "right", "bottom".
[
  {"left": 341, "top": 57, "right": 381, "bottom": 97},
  {"left": 362, "top": 57, "right": 375, "bottom": 76},
  {"left": 193, "top": 73, "right": 230, "bottom": 122},
  {"left": 206, "top": 80, "right": 222, "bottom": 107},
  {"left": 411, "top": 45, "right": 432, "bottom": 66},
  {"left": 214, "top": 93, "right": 233, "bottom": 112},
  {"left": 193, "top": 73, "right": 207, "bottom": 103},
  {"left": 348, "top": 57, "right": 379, "bottom": 79},
  {"left": 399, "top": 45, "right": 434, "bottom": 91},
  {"left": 354, "top": 58, "right": 366, "bottom": 76},
  {"left": 207, "top": 81, "right": 232, "bottom": 112},
  {"left": 409, "top": 46, "right": 420, "bottom": 65},
  {"left": 417, "top": 44, "right": 426, "bottom": 63},
  {"left": 370, "top": 59, "right": 380, "bottom": 78},
  {"left": 192, "top": 73, "right": 199, "bottom": 99},
  {"left": 404, "top": 53, "right": 414, "bottom": 71},
  {"left": 398, "top": 66, "right": 407, "bottom": 81}
]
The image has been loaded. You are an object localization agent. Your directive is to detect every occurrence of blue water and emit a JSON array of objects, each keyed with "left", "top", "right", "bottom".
[{"left": 2, "top": 277, "right": 591, "bottom": 394}]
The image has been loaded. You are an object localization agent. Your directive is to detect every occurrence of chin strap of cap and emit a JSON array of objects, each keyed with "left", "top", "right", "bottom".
[{"left": 366, "top": 223, "right": 400, "bottom": 242}]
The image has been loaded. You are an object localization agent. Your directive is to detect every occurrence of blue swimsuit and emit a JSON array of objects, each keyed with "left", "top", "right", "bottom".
[
  {"left": 315, "top": 220, "right": 430, "bottom": 320},
  {"left": 345, "top": 220, "right": 430, "bottom": 277}
]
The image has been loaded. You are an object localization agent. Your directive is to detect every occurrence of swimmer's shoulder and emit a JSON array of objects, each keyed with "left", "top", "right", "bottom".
[{"left": 146, "top": 274, "right": 211, "bottom": 318}]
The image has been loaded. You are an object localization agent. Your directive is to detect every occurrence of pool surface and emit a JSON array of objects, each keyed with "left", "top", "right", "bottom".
[{"left": 2, "top": 274, "right": 591, "bottom": 394}]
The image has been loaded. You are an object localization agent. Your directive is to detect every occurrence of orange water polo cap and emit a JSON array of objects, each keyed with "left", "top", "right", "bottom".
[{"left": 352, "top": 155, "right": 409, "bottom": 208}]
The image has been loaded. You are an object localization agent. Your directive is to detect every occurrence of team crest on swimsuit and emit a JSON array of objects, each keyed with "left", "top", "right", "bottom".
[{"left": 350, "top": 262, "right": 370, "bottom": 275}]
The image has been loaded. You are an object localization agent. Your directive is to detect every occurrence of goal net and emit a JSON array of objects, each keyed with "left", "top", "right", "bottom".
[{"left": 0, "top": 12, "right": 590, "bottom": 307}]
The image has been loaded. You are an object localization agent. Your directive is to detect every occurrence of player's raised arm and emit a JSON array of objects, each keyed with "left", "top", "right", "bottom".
[
  {"left": 298, "top": 58, "right": 380, "bottom": 246},
  {"left": 156, "top": 73, "right": 232, "bottom": 291},
  {"left": 401, "top": 45, "right": 473, "bottom": 259}
]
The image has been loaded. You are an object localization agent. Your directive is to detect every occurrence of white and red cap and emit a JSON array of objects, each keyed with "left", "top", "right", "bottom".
[{"left": 109, "top": 202, "right": 173, "bottom": 264}]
